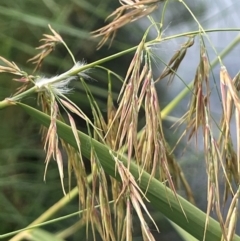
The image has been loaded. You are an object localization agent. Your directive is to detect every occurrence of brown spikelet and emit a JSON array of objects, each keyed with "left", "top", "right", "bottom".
[
  {"left": 0, "top": 56, "right": 23, "bottom": 75},
  {"left": 225, "top": 188, "right": 239, "bottom": 241},
  {"left": 203, "top": 124, "right": 228, "bottom": 241},
  {"left": 112, "top": 156, "right": 159, "bottom": 241},
  {"left": 92, "top": 0, "right": 160, "bottom": 49},
  {"left": 220, "top": 66, "right": 240, "bottom": 113},
  {"left": 41, "top": 95, "right": 67, "bottom": 195},
  {"left": 0, "top": 56, "right": 35, "bottom": 94},
  {"left": 176, "top": 42, "right": 210, "bottom": 148},
  {"left": 218, "top": 68, "right": 240, "bottom": 215},
  {"left": 220, "top": 67, "right": 240, "bottom": 181},
  {"left": 28, "top": 25, "right": 63, "bottom": 72},
  {"left": 111, "top": 40, "right": 146, "bottom": 167},
  {"left": 223, "top": 143, "right": 237, "bottom": 204},
  {"left": 156, "top": 37, "right": 194, "bottom": 83}
]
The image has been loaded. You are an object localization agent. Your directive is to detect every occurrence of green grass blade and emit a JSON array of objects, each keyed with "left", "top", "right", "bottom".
[
  {"left": 168, "top": 219, "right": 198, "bottom": 241},
  {"left": 18, "top": 103, "right": 240, "bottom": 241}
]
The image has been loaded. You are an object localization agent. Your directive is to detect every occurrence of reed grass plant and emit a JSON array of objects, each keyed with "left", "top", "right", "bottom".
[{"left": 1, "top": 0, "right": 240, "bottom": 240}]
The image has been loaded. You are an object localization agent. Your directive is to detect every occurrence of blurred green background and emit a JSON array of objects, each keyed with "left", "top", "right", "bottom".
[{"left": 0, "top": 1, "right": 207, "bottom": 240}]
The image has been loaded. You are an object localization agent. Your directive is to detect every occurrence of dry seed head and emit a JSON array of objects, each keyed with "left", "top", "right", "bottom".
[
  {"left": 113, "top": 158, "right": 158, "bottom": 240},
  {"left": 92, "top": 0, "right": 159, "bottom": 48},
  {"left": 203, "top": 126, "right": 229, "bottom": 240},
  {"left": 126, "top": 198, "right": 132, "bottom": 241},
  {"left": 28, "top": 25, "right": 63, "bottom": 71},
  {"left": 156, "top": 37, "right": 194, "bottom": 83},
  {"left": 220, "top": 66, "right": 240, "bottom": 113},
  {"left": 218, "top": 69, "right": 240, "bottom": 199},
  {"left": 0, "top": 56, "right": 27, "bottom": 77},
  {"left": 0, "top": 56, "right": 35, "bottom": 95},
  {"left": 225, "top": 188, "right": 239, "bottom": 240},
  {"left": 178, "top": 45, "right": 211, "bottom": 148},
  {"left": 41, "top": 99, "right": 67, "bottom": 194}
]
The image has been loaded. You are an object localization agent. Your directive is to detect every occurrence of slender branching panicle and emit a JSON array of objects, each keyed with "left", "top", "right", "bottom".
[
  {"left": 28, "top": 25, "right": 63, "bottom": 72},
  {"left": 92, "top": 0, "right": 161, "bottom": 48}
]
